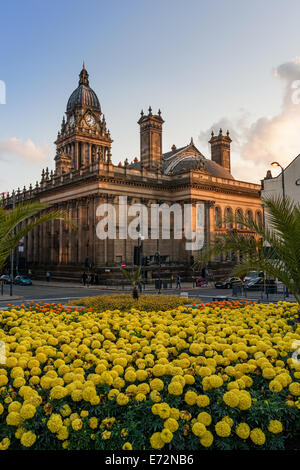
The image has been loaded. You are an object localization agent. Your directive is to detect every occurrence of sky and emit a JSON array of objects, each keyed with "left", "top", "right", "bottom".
[{"left": 2, "top": 0, "right": 300, "bottom": 191}]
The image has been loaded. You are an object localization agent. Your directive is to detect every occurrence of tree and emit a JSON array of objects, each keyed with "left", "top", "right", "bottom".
[
  {"left": 121, "top": 266, "right": 142, "bottom": 299},
  {"left": 0, "top": 200, "right": 72, "bottom": 271},
  {"left": 198, "top": 196, "right": 300, "bottom": 303}
]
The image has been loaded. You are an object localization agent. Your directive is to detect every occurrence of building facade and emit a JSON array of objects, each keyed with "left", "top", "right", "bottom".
[{"left": 4, "top": 65, "right": 262, "bottom": 280}]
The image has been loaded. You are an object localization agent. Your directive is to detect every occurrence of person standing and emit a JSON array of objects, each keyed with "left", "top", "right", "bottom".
[
  {"left": 176, "top": 275, "right": 181, "bottom": 289},
  {"left": 46, "top": 271, "right": 51, "bottom": 283},
  {"left": 82, "top": 272, "right": 87, "bottom": 286}
]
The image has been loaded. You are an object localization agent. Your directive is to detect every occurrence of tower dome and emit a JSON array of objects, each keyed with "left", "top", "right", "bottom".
[{"left": 66, "top": 63, "right": 101, "bottom": 112}]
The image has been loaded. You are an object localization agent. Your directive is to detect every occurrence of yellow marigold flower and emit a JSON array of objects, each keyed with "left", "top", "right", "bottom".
[
  {"left": 269, "top": 380, "right": 283, "bottom": 393},
  {"left": 160, "top": 428, "right": 173, "bottom": 443},
  {"left": 116, "top": 393, "right": 129, "bottom": 406},
  {"left": 20, "top": 431, "right": 36, "bottom": 448},
  {"left": 150, "top": 378, "right": 164, "bottom": 391},
  {"left": 60, "top": 404, "right": 72, "bottom": 417},
  {"left": 102, "top": 430, "right": 111, "bottom": 440},
  {"left": 223, "top": 390, "right": 240, "bottom": 407},
  {"left": 192, "top": 422, "right": 206, "bottom": 437},
  {"left": 135, "top": 393, "right": 146, "bottom": 402},
  {"left": 168, "top": 381, "right": 183, "bottom": 396},
  {"left": 238, "top": 393, "right": 252, "bottom": 410},
  {"left": 222, "top": 416, "right": 233, "bottom": 427},
  {"left": 200, "top": 430, "right": 214, "bottom": 447},
  {"left": 8, "top": 401, "right": 22, "bottom": 413},
  {"left": 0, "top": 404, "right": 3, "bottom": 415},
  {"left": 0, "top": 437, "right": 10, "bottom": 450},
  {"left": 289, "top": 382, "right": 300, "bottom": 396},
  {"left": 124, "top": 370, "right": 136, "bottom": 382},
  {"left": 47, "top": 414, "right": 63, "bottom": 433},
  {"left": 6, "top": 412, "right": 22, "bottom": 426},
  {"left": 122, "top": 442, "right": 133, "bottom": 450},
  {"left": 209, "top": 374, "right": 223, "bottom": 388},
  {"left": 108, "top": 389, "right": 120, "bottom": 400},
  {"left": 215, "top": 421, "right": 231, "bottom": 437},
  {"left": 89, "top": 417, "right": 98, "bottom": 429},
  {"left": 164, "top": 418, "right": 179, "bottom": 432},
  {"left": 197, "top": 412, "right": 212, "bottom": 426},
  {"left": 169, "top": 408, "right": 180, "bottom": 420},
  {"left": 71, "top": 389, "right": 82, "bottom": 402},
  {"left": 184, "top": 390, "right": 197, "bottom": 405},
  {"left": 262, "top": 368, "right": 276, "bottom": 380},
  {"left": 196, "top": 395, "right": 210, "bottom": 407},
  {"left": 50, "top": 385, "right": 67, "bottom": 400},
  {"left": 150, "top": 432, "right": 165, "bottom": 449},
  {"left": 20, "top": 404, "right": 36, "bottom": 420},
  {"left": 268, "top": 420, "right": 283, "bottom": 434},
  {"left": 57, "top": 426, "right": 69, "bottom": 441},
  {"left": 250, "top": 428, "right": 266, "bottom": 446},
  {"left": 235, "top": 423, "right": 250, "bottom": 439},
  {"left": 184, "top": 374, "right": 195, "bottom": 385},
  {"left": 158, "top": 403, "right": 171, "bottom": 419},
  {"left": 72, "top": 418, "right": 83, "bottom": 431}
]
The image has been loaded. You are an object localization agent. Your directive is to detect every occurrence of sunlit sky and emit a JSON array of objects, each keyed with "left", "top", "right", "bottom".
[{"left": 2, "top": 0, "right": 300, "bottom": 192}]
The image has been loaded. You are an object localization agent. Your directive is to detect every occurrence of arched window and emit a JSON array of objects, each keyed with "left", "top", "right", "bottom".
[
  {"left": 256, "top": 211, "right": 263, "bottom": 227},
  {"left": 246, "top": 210, "right": 253, "bottom": 229},
  {"left": 215, "top": 207, "right": 222, "bottom": 228},
  {"left": 236, "top": 209, "right": 243, "bottom": 230},
  {"left": 225, "top": 207, "right": 233, "bottom": 229}
]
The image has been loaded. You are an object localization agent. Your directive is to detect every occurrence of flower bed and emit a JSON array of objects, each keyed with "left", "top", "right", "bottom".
[
  {"left": 69, "top": 293, "right": 202, "bottom": 312},
  {"left": 0, "top": 301, "right": 299, "bottom": 450}
]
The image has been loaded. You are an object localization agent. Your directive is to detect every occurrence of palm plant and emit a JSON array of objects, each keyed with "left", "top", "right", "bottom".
[
  {"left": 121, "top": 266, "right": 142, "bottom": 299},
  {"left": 198, "top": 196, "right": 300, "bottom": 303},
  {"left": 0, "top": 200, "right": 71, "bottom": 272}
]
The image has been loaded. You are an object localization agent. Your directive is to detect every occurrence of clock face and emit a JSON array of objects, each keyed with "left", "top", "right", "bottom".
[
  {"left": 69, "top": 115, "right": 75, "bottom": 127},
  {"left": 85, "top": 114, "right": 95, "bottom": 126}
]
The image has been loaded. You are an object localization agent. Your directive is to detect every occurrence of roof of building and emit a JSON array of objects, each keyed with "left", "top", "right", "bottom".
[
  {"left": 127, "top": 142, "right": 234, "bottom": 179},
  {"left": 66, "top": 64, "right": 101, "bottom": 112}
]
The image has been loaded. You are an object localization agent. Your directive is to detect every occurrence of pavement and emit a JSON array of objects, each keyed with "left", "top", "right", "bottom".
[{"left": 0, "top": 280, "right": 296, "bottom": 308}]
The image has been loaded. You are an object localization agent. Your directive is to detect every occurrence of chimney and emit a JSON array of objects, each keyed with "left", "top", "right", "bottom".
[{"left": 209, "top": 129, "right": 232, "bottom": 172}]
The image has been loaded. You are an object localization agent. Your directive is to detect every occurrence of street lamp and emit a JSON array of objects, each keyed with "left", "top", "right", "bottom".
[{"left": 271, "top": 162, "right": 285, "bottom": 200}]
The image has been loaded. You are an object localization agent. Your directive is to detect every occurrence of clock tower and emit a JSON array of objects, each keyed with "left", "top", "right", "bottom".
[{"left": 54, "top": 63, "right": 112, "bottom": 174}]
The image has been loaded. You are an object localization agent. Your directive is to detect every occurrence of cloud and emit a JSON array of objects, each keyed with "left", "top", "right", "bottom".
[
  {"left": 0, "top": 137, "right": 49, "bottom": 163},
  {"left": 198, "top": 57, "right": 300, "bottom": 183}
]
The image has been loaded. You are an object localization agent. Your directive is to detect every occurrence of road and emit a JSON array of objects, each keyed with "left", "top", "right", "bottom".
[{"left": 0, "top": 282, "right": 293, "bottom": 308}]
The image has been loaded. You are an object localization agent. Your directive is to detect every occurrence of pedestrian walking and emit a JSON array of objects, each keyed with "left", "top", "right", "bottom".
[
  {"left": 46, "top": 271, "right": 51, "bottom": 283},
  {"left": 176, "top": 275, "right": 181, "bottom": 289}
]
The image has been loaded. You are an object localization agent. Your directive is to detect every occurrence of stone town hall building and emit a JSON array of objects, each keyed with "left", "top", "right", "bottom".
[{"left": 4, "top": 65, "right": 262, "bottom": 280}]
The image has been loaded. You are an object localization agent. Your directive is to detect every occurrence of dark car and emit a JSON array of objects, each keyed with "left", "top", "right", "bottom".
[
  {"left": 0, "top": 274, "right": 12, "bottom": 284},
  {"left": 14, "top": 275, "right": 32, "bottom": 286},
  {"left": 215, "top": 277, "right": 242, "bottom": 289}
]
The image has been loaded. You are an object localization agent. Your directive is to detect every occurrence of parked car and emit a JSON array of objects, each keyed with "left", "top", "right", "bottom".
[
  {"left": 243, "top": 271, "right": 264, "bottom": 283},
  {"left": 244, "top": 277, "right": 264, "bottom": 290},
  {"left": 215, "top": 277, "right": 242, "bottom": 289},
  {"left": 0, "top": 274, "right": 12, "bottom": 284},
  {"left": 13, "top": 275, "right": 32, "bottom": 286},
  {"left": 195, "top": 277, "right": 208, "bottom": 287}
]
